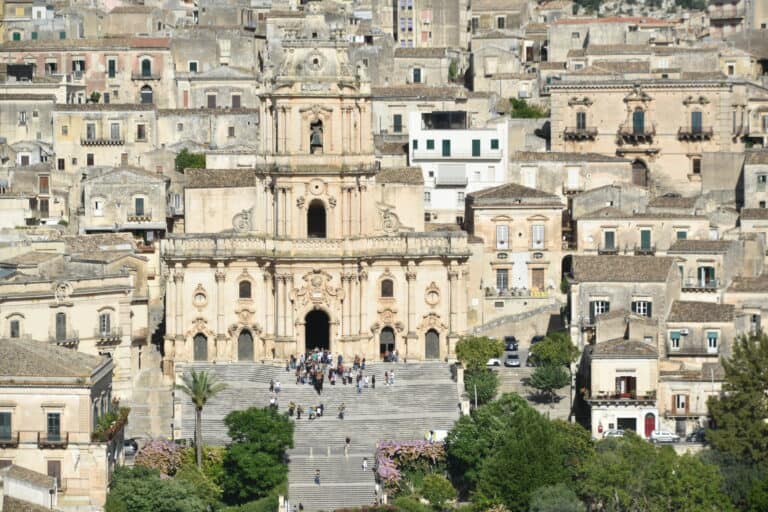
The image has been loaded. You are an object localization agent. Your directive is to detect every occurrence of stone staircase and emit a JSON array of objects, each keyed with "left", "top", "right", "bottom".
[
  {"left": 493, "top": 368, "right": 571, "bottom": 421},
  {"left": 176, "top": 362, "right": 461, "bottom": 511},
  {"left": 126, "top": 345, "right": 173, "bottom": 439}
]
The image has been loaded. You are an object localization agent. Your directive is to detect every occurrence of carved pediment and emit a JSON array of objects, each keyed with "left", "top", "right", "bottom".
[
  {"left": 418, "top": 313, "right": 448, "bottom": 332},
  {"left": 623, "top": 84, "right": 652, "bottom": 104},
  {"left": 293, "top": 269, "right": 343, "bottom": 308}
]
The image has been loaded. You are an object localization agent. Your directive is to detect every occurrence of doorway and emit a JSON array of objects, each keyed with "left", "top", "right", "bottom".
[
  {"left": 305, "top": 310, "right": 330, "bottom": 351},
  {"left": 425, "top": 329, "right": 440, "bottom": 359},
  {"left": 307, "top": 200, "right": 326, "bottom": 238},
  {"left": 644, "top": 413, "right": 656, "bottom": 438},
  {"left": 380, "top": 327, "right": 395, "bottom": 358},
  {"left": 238, "top": 330, "right": 254, "bottom": 362},
  {"left": 617, "top": 417, "right": 637, "bottom": 433},
  {"left": 193, "top": 333, "right": 208, "bottom": 361},
  {"left": 632, "top": 159, "right": 648, "bottom": 187}
]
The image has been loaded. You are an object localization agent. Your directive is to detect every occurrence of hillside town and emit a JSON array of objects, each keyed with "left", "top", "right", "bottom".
[{"left": 0, "top": 0, "right": 767, "bottom": 509}]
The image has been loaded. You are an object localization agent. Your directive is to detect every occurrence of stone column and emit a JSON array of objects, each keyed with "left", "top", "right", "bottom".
[
  {"left": 341, "top": 274, "right": 350, "bottom": 336},
  {"left": 264, "top": 270, "right": 274, "bottom": 338},
  {"left": 358, "top": 267, "right": 368, "bottom": 336},
  {"left": 276, "top": 275, "right": 285, "bottom": 337},
  {"left": 285, "top": 274, "right": 294, "bottom": 339},
  {"left": 166, "top": 270, "right": 176, "bottom": 340},
  {"left": 341, "top": 107, "right": 347, "bottom": 153},
  {"left": 215, "top": 264, "right": 226, "bottom": 340},
  {"left": 359, "top": 185, "right": 367, "bottom": 235},
  {"left": 460, "top": 269, "right": 469, "bottom": 333},
  {"left": 406, "top": 267, "right": 417, "bottom": 335},
  {"left": 448, "top": 267, "right": 459, "bottom": 335},
  {"left": 351, "top": 274, "right": 360, "bottom": 336},
  {"left": 174, "top": 266, "right": 184, "bottom": 340},
  {"left": 286, "top": 187, "right": 293, "bottom": 239}
]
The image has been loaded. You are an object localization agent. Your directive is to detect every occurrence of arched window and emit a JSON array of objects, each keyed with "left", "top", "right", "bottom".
[
  {"left": 193, "top": 333, "right": 208, "bottom": 361},
  {"left": 239, "top": 280, "right": 252, "bottom": 299},
  {"left": 141, "top": 58, "right": 152, "bottom": 77},
  {"left": 99, "top": 312, "right": 111, "bottom": 335},
  {"left": 140, "top": 85, "right": 153, "bottom": 104},
  {"left": 632, "top": 108, "right": 645, "bottom": 135},
  {"left": 380, "top": 279, "right": 394, "bottom": 298},
  {"left": 307, "top": 199, "right": 326, "bottom": 238}
]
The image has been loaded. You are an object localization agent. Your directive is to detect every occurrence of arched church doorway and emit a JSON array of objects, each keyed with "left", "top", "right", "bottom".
[
  {"left": 193, "top": 333, "right": 208, "bottom": 361},
  {"left": 307, "top": 200, "right": 327, "bottom": 238},
  {"left": 425, "top": 329, "right": 440, "bottom": 360},
  {"left": 238, "top": 330, "right": 254, "bottom": 362},
  {"left": 380, "top": 327, "right": 395, "bottom": 358},
  {"left": 305, "top": 310, "right": 330, "bottom": 351}
]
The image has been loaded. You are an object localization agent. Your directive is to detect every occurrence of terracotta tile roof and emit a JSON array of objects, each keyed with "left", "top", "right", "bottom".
[
  {"left": 0, "top": 338, "right": 107, "bottom": 380},
  {"left": 376, "top": 167, "right": 423, "bottom": 185},
  {"left": 554, "top": 16, "right": 674, "bottom": 25},
  {"left": 538, "top": 61, "right": 566, "bottom": 70},
  {"left": 371, "top": 85, "right": 469, "bottom": 99},
  {"left": 592, "top": 339, "right": 658, "bottom": 358},
  {"left": 54, "top": 103, "right": 155, "bottom": 112},
  {"left": 585, "top": 44, "right": 651, "bottom": 55},
  {"left": 2, "top": 496, "right": 51, "bottom": 512},
  {"left": 468, "top": 182, "right": 563, "bottom": 205},
  {"left": 746, "top": 151, "right": 768, "bottom": 165},
  {"left": 63, "top": 233, "right": 135, "bottom": 254},
  {"left": 186, "top": 168, "right": 256, "bottom": 188},
  {"left": 0, "top": 37, "right": 170, "bottom": 51},
  {"left": 2, "top": 465, "right": 56, "bottom": 489},
  {"left": 109, "top": 5, "right": 155, "bottom": 13},
  {"left": 667, "top": 240, "right": 733, "bottom": 253},
  {"left": 728, "top": 275, "right": 768, "bottom": 292},
  {"left": 572, "top": 255, "right": 674, "bottom": 282},
  {"left": 0, "top": 251, "right": 60, "bottom": 267},
  {"left": 661, "top": 362, "right": 725, "bottom": 381},
  {"left": 394, "top": 47, "right": 450, "bottom": 58},
  {"left": 681, "top": 71, "right": 727, "bottom": 80},
  {"left": 667, "top": 300, "right": 734, "bottom": 322},
  {"left": 0, "top": 94, "right": 56, "bottom": 101},
  {"left": 580, "top": 207, "right": 701, "bottom": 220},
  {"left": 512, "top": 151, "right": 628, "bottom": 162},
  {"left": 648, "top": 195, "right": 699, "bottom": 208},
  {"left": 741, "top": 208, "right": 768, "bottom": 220}
]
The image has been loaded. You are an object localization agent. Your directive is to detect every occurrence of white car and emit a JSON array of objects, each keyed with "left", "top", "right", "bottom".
[
  {"left": 486, "top": 358, "right": 501, "bottom": 367},
  {"left": 650, "top": 430, "right": 680, "bottom": 443},
  {"left": 602, "top": 429, "right": 625, "bottom": 438}
]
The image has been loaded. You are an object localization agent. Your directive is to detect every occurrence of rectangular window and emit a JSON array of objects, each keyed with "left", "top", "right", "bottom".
[
  {"left": 87, "top": 153, "right": 94, "bottom": 166},
  {"left": 413, "top": 68, "right": 421, "bottom": 83},
  {"left": 496, "top": 269, "right": 509, "bottom": 291},
  {"left": 0, "top": 413, "right": 10, "bottom": 440},
  {"left": 442, "top": 139, "right": 451, "bottom": 157},
  {"left": 134, "top": 197, "right": 145, "bottom": 216},
  {"left": 490, "top": 138, "right": 499, "bottom": 150},
  {"left": 412, "top": 139, "right": 418, "bottom": 150},
  {"left": 472, "top": 139, "right": 481, "bottom": 157},
  {"left": 631, "top": 300, "right": 652, "bottom": 317},
  {"left": 189, "top": 61, "right": 198, "bottom": 73},
  {"left": 103, "top": 92, "right": 110, "bottom": 104},
  {"left": 231, "top": 94, "right": 241, "bottom": 108},
  {"left": 38, "top": 175, "right": 49, "bottom": 194},
  {"left": 426, "top": 139, "right": 434, "bottom": 150},
  {"left": 61, "top": 125, "right": 68, "bottom": 136},
  {"left": 59, "top": 31, "right": 66, "bottom": 39},
  {"left": 31, "top": 31, "right": 37, "bottom": 40},
  {"left": 692, "top": 158, "right": 701, "bottom": 175},
  {"left": 110, "top": 122, "right": 120, "bottom": 140},
  {"left": 94, "top": 200, "right": 102, "bottom": 216},
  {"left": 496, "top": 224, "right": 509, "bottom": 250},
  {"left": 136, "top": 124, "right": 146, "bottom": 141},
  {"left": 12, "top": 32, "right": 21, "bottom": 41},
  {"left": 471, "top": 17, "right": 479, "bottom": 33},
  {"left": 47, "top": 412, "right": 61, "bottom": 441},
  {"left": 758, "top": 175, "right": 767, "bottom": 191},
  {"left": 457, "top": 191, "right": 465, "bottom": 204},
  {"left": 393, "top": 114, "right": 402, "bottom": 133},
  {"left": 589, "top": 300, "right": 610, "bottom": 323},
  {"left": 18, "top": 111, "right": 26, "bottom": 125},
  {"left": 576, "top": 111, "right": 586, "bottom": 130},
  {"left": 640, "top": 229, "right": 651, "bottom": 250},
  {"left": 107, "top": 59, "right": 116, "bottom": 78},
  {"left": 424, "top": 191, "right": 430, "bottom": 204},
  {"left": 7, "top": 320, "right": 17, "bottom": 338},
  {"left": 669, "top": 331, "right": 681, "bottom": 350},
  {"left": 691, "top": 111, "right": 702, "bottom": 133},
  {"left": 86, "top": 123, "right": 95, "bottom": 140},
  {"left": 99, "top": 313, "right": 110, "bottom": 335},
  {"left": 57, "top": 159, "right": 65, "bottom": 171},
  {"left": 676, "top": 230, "right": 687, "bottom": 240},
  {"left": 675, "top": 394, "right": 687, "bottom": 411},
  {"left": 603, "top": 230, "right": 615, "bottom": 250},
  {"left": 47, "top": 460, "right": 61, "bottom": 489},
  {"left": 228, "top": 126, "right": 235, "bottom": 137},
  {"left": 496, "top": 16, "right": 505, "bottom": 29},
  {"left": 707, "top": 331, "right": 718, "bottom": 353},
  {"left": 207, "top": 94, "right": 216, "bottom": 108},
  {"left": 531, "top": 224, "right": 544, "bottom": 249}
]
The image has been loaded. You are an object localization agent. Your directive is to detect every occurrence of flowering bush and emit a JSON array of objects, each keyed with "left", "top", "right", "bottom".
[
  {"left": 92, "top": 407, "right": 130, "bottom": 442},
  {"left": 135, "top": 439, "right": 183, "bottom": 476},
  {"left": 375, "top": 440, "right": 446, "bottom": 489}
]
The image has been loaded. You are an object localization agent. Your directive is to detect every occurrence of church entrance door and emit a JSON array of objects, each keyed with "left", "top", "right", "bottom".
[
  {"left": 305, "top": 310, "right": 330, "bottom": 352},
  {"left": 425, "top": 329, "right": 440, "bottom": 360}
]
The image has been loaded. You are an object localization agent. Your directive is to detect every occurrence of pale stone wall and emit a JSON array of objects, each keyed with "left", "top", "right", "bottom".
[{"left": 576, "top": 215, "right": 711, "bottom": 255}]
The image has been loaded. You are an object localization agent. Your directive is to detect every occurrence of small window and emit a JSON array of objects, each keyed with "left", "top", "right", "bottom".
[
  {"left": 692, "top": 158, "right": 701, "bottom": 175},
  {"left": 760, "top": 201, "right": 767, "bottom": 209},
  {"left": 531, "top": 224, "right": 544, "bottom": 249},
  {"left": 136, "top": 124, "right": 146, "bottom": 141},
  {"left": 177, "top": 123, "right": 184, "bottom": 132},
  {"left": 442, "top": 139, "right": 451, "bottom": 157},
  {"left": 727, "top": 63, "right": 735, "bottom": 76},
  {"left": 231, "top": 94, "right": 241, "bottom": 109},
  {"left": 412, "top": 139, "right": 418, "bottom": 150},
  {"left": 412, "top": 68, "right": 421, "bottom": 84},
  {"left": 426, "top": 139, "right": 434, "bottom": 150},
  {"left": 94, "top": 200, "right": 103, "bottom": 216},
  {"left": 9, "top": 320, "right": 20, "bottom": 338},
  {"left": 99, "top": 312, "right": 110, "bottom": 335},
  {"left": 0, "top": 412, "right": 11, "bottom": 440},
  {"left": 496, "top": 16, "right": 505, "bottom": 29},
  {"left": 87, "top": 153, "right": 94, "bottom": 166},
  {"left": 188, "top": 61, "right": 198, "bottom": 73},
  {"left": 12, "top": 32, "right": 21, "bottom": 41},
  {"left": 110, "top": 122, "right": 120, "bottom": 140},
  {"left": 57, "top": 158, "right": 65, "bottom": 171},
  {"left": 496, "top": 224, "right": 509, "bottom": 250},
  {"left": 86, "top": 123, "right": 95, "bottom": 140},
  {"left": 669, "top": 331, "right": 681, "bottom": 350},
  {"left": 424, "top": 191, "right": 431, "bottom": 204},
  {"left": 393, "top": 114, "right": 403, "bottom": 133},
  {"left": 457, "top": 191, "right": 465, "bottom": 204},
  {"left": 31, "top": 31, "right": 37, "bottom": 40},
  {"left": 134, "top": 197, "right": 145, "bottom": 216},
  {"left": 108, "top": 59, "right": 117, "bottom": 78},
  {"left": 496, "top": 269, "right": 509, "bottom": 291},
  {"left": 207, "top": 94, "right": 217, "bottom": 108},
  {"left": 59, "top": 31, "right": 66, "bottom": 39},
  {"left": 631, "top": 300, "right": 652, "bottom": 317},
  {"left": 61, "top": 125, "right": 68, "bottom": 136},
  {"left": 676, "top": 230, "right": 687, "bottom": 240},
  {"left": 381, "top": 279, "right": 394, "bottom": 298},
  {"left": 239, "top": 280, "right": 252, "bottom": 299},
  {"left": 571, "top": 31, "right": 580, "bottom": 39},
  {"left": 490, "top": 139, "right": 499, "bottom": 150},
  {"left": 472, "top": 139, "right": 481, "bottom": 157},
  {"left": 707, "top": 331, "right": 718, "bottom": 352},
  {"left": 228, "top": 126, "right": 235, "bottom": 137},
  {"left": 424, "top": 213, "right": 432, "bottom": 222},
  {"left": 38, "top": 175, "right": 49, "bottom": 194}
]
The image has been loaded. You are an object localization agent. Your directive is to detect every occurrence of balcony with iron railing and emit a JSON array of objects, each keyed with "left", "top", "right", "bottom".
[
  {"left": 66, "top": 71, "right": 84, "bottom": 83},
  {"left": 677, "top": 126, "right": 713, "bottom": 141},
  {"left": 38, "top": 432, "right": 69, "bottom": 449},
  {"left": 634, "top": 244, "right": 656, "bottom": 256},
  {"left": 617, "top": 123, "right": 656, "bottom": 144},
  {"left": 597, "top": 244, "right": 619, "bottom": 255},
  {"left": 131, "top": 72, "right": 162, "bottom": 81},
  {"left": 667, "top": 343, "right": 719, "bottom": 356},
  {"left": 49, "top": 330, "right": 79, "bottom": 347},
  {"left": 127, "top": 209, "right": 152, "bottom": 222},
  {"left": 563, "top": 126, "right": 598, "bottom": 141},
  {"left": 0, "top": 432, "right": 20, "bottom": 448},
  {"left": 681, "top": 278, "right": 720, "bottom": 292},
  {"left": 585, "top": 390, "right": 656, "bottom": 406},
  {"left": 81, "top": 137, "right": 125, "bottom": 146},
  {"left": 94, "top": 327, "right": 123, "bottom": 343}
]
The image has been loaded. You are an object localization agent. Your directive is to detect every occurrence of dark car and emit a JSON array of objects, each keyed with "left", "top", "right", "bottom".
[
  {"left": 504, "top": 354, "right": 521, "bottom": 368},
  {"left": 504, "top": 336, "right": 518, "bottom": 352},
  {"left": 531, "top": 335, "right": 545, "bottom": 345},
  {"left": 686, "top": 428, "right": 707, "bottom": 443},
  {"left": 124, "top": 438, "right": 139, "bottom": 456}
]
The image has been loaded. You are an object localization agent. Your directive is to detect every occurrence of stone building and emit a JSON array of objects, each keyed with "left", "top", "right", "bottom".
[
  {"left": 0, "top": 338, "right": 123, "bottom": 508},
  {"left": 160, "top": 26, "right": 470, "bottom": 370}
]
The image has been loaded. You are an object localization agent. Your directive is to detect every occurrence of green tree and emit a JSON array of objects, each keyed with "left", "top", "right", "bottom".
[
  {"left": 176, "top": 370, "right": 227, "bottom": 468},
  {"left": 455, "top": 336, "right": 503, "bottom": 371},
  {"left": 707, "top": 333, "right": 768, "bottom": 467},
  {"left": 700, "top": 448, "right": 767, "bottom": 510},
  {"left": 105, "top": 466, "right": 207, "bottom": 512},
  {"left": 579, "top": 434, "right": 733, "bottom": 512},
  {"left": 175, "top": 148, "right": 206, "bottom": 172},
  {"left": 391, "top": 496, "right": 433, "bottom": 512},
  {"left": 529, "top": 484, "right": 585, "bottom": 512},
  {"left": 421, "top": 474, "right": 456, "bottom": 510},
  {"left": 509, "top": 99, "right": 549, "bottom": 119},
  {"left": 448, "top": 60, "right": 459, "bottom": 81},
  {"left": 89, "top": 91, "right": 101, "bottom": 104},
  {"left": 464, "top": 368, "right": 499, "bottom": 406},
  {"left": 220, "top": 407, "right": 294, "bottom": 504},
  {"left": 530, "top": 332, "right": 579, "bottom": 367},
  {"left": 527, "top": 365, "right": 570, "bottom": 402}
]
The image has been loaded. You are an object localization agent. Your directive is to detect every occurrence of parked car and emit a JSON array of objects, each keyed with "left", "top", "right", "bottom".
[
  {"left": 504, "top": 336, "right": 518, "bottom": 351},
  {"left": 486, "top": 358, "right": 501, "bottom": 367},
  {"left": 531, "top": 335, "right": 545, "bottom": 345},
  {"left": 602, "top": 429, "right": 625, "bottom": 438},
  {"left": 686, "top": 428, "right": 707, "bottom": 443},
  {"left": 124, "top": 438, "right": 139, "bottom": 456},
  {"left": 504, "top": 354, "right": 521, "bottom": 367},
  {"left": 650, "top": 430, "right": 680, "bottom": 443}
]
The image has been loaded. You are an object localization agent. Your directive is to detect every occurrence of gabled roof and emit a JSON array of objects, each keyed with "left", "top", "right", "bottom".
[
  {"left": 376, "top": 167, "right": 423, "bottom": 185},
  {"left": 186, "top": 168, "right": 256, "bottom": 188},
  {"left": 512, "top": 151, "right": 629, "bottom": 163},
  {"left": 572, "top": 255, "right": 674, "bottom": 282},
  {"left": 467, "top": 183, "right": 563, "bottom": 206},
  {"left": 0, "top": 338, "right": 108, "bottom": 381},
  {"left": 667, "top": 240, "right": 734, "bottom": 253},
  {"left": 667, "top": 300, "right": 734, "bottom": 323},
  {"left": 727, "top": 275, "right": 768, "bottom": 292},
  {"left": 86, "top": 165, "right": 166, "bottom": 184},
  {"left": 593, "top": 339, "right": 658, "bottom": 358}
]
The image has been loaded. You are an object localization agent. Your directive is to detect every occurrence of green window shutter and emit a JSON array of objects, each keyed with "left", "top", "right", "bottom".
[
  {"left": 412, "top": 139, "right": 418, "bottom": 150},
  {"left": 393, "top": 114, "right": 402, "bottom": 133},
  {"left": 426, "top": 139, "right": 434, "bottom": 150},
  {"left": 12, "top": 33, "right": 21, "bottom": 41},
  {"left": 490, "top": 138, "right": 499, "bottom": 150},
  {"left": 31, "top": 32, "right": 38, "bottom": 40},
  {"left": 59, "top": 31, "right": 66, "bottom": 39},
  {"left": 472, "top": 139, "right": 480, "bottom": 157},
  {"left": 442, "top": 139, "right": 451, "bottom": 157},
  {"left": 641, "top": 230, "right": 651, "bottom": 249}
]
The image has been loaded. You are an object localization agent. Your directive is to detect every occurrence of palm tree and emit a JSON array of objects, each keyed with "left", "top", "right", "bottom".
[{"left": 175, "top": 369, "right": 227, "bottom": 468}]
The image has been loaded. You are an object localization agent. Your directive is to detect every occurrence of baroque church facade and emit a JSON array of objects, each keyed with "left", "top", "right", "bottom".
[{"left": 161, "top": 19, "right": 470, "bottom": 367}]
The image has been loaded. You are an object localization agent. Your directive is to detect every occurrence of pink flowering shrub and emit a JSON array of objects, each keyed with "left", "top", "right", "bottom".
[
  {"left": 375, "top": 440, "right": 446, "bottom": 489},
  {"left": 135, "top": 439, "right": 183, "bottom": 476}
]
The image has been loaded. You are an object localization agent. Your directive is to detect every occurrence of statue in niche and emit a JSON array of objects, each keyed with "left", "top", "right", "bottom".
[{"left": 310, "top": 120, "right": 323, "bottom": 154}]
